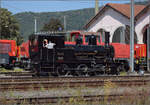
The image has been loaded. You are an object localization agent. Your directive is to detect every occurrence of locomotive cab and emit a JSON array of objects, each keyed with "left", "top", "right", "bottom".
[{"left": 29, "top": 33, "right": 65, "bottom": 74}]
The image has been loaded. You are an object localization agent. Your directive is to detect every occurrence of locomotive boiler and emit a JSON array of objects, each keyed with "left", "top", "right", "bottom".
[{"left": 29, "top": 32, "right": 120, "bottom": 76}]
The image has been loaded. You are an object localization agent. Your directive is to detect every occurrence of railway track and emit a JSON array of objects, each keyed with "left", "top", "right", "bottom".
[
  {"left": 0, "top": 78, "right": 149, "bottom": 91},
  {"left": 1, "top": 75, "right": 150, "bottom": 104},
  {"left": 0, "top": 75, "right": 150, "bottom": 82},
  {"left": 0, "top": 92, "right": 147, "bottom": 104},
  {"left": 0, "top": 71, "right": 33, "bottom": 77}
]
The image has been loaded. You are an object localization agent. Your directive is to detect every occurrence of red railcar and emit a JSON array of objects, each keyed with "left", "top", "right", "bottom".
[
  {"left": 17, "top": 40, "right": 30, "bottom": 69},
  {"left": 0, "top": 40, "right": 18, "bottom": 68},
  {"left": 134, "top": 44, "right": 147, "bottom": 58},
  {"left": 66, "top": 31, "right": 148, "bottom": 71},
  {"left": 0, "top": 39, "right": 30, "bottom": 69},
  {"left": 65, "top": 31, "right": 130, "bottom": 59},
  {"left": 20, "top": 41, "right": 29, "bottom": 58}
]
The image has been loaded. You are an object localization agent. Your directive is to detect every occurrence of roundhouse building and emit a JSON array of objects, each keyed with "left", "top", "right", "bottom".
[{"left": 84, "top": 3, "right": 150, "bottom": 44}]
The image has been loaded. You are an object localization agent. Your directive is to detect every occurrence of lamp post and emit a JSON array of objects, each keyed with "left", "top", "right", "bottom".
[{"left": 147, "top": 16, "right": 150, "bottom": 72}]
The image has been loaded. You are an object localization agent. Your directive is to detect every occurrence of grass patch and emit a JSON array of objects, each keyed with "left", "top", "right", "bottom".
[
  {"left": 120, "top": 71, "right": 127, "bottom": 76},
  {"left": 13, "top": 68, "right": 24, "bottom": 72},
  {"left": 0, "top": 67, "right": 24, "bottom": 72}
]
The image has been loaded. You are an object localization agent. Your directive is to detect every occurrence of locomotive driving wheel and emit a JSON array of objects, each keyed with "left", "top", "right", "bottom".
[
  {"left": 77, "top": 64, "right": 89, "bottom": 76},
  {"left": 94, "top": 64, "right": 105, "bottom": 76},
  {"left": 57, "top": 64, "right": 68, "bottom": 76}
]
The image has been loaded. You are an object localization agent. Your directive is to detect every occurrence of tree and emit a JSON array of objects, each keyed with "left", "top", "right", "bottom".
[
  {"left": 0, "top": 8, "right": 22, "bottom": 45},
  {"left": 41, "top": 18, "right": 64, "bottom": 31}
]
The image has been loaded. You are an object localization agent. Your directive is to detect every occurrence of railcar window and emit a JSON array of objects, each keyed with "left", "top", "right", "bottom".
[
  {"left": 72, "top": 35, "right": 76, "bottom": 42},
  {"left": 70, "top": 33, "right": 83, "bottom": 42},
  {"left": 85, "top": 35, "right": 100, "bottom": 43},
  {"left": 97, "top": 35, "right": 101, "bottom": 43},
  {"left": 0, "top": 43, "right": 11, "bottom": 53},
  {"left": 65, "top": 33, "right": 70, "bottom": 41},
  {"left": 85, "top": 36, "right": 89, "bottom": 43},
  {"left": 78, "top": 35, "right": 83, "bottom": 40},
  {"left": 101, "top": 34, "right": 105, "bottom": 43}
]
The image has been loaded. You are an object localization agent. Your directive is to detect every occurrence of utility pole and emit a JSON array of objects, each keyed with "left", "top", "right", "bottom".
[
  {"left": 64, "top": 16, "right": 66, "bottom": 31},
  {"left": 95, "top": 0, "right": 99, "bottom": 15},
  {"left": 0, "top": 0, "right": 1, "bottom": 39},
  {"left": 34, "top": 18, "right": 37, "bottom": 34},
  {"left": 147, "top": 16, "right": 150, "bottom": 72},
  {"left": 130, "top": 0, "right": 135, "bottom": 73}
]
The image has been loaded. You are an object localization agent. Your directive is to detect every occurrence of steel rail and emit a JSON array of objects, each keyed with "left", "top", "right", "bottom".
[
  {"left": 1, "top": 75, "right": 150, "bottom": 82},
  {"left": 0, "top": 79, "right": 149, "bottom": 91},
  {"left": 0, "top": 92, "right": 147, "bottom": 105}
]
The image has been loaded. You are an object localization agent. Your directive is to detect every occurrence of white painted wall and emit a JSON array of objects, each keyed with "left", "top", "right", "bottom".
[
  {"left": 87, "top": 8, "right": 129, "bottom": 42},
  {"left": 87, "top": 7, "right": 150, "bottom": 44},
  {"left": 135, "top": 8, "right": 150, "bottom": 44}
]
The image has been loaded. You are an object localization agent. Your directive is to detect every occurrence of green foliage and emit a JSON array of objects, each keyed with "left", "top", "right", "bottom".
[
  {"left": 16, "top": 35, "right": 24, "bottom": 45},
  {"left": 41, "top": 18, "right": 64, "bottom": 31},
  {"left": 13, "top": 1, "right": 148, "bottom": 41},
  {"left": 14, "top": 8, "right": 95, "bottom": 41},
  {"left": 0, "top": 67, "right": 24, "bottom": 72},
  {"left": 0, "top": 8, "right": 23, "bottom": 45}
]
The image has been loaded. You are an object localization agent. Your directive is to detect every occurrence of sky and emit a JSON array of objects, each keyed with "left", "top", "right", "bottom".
[{"left": 1, "top": 0, "right": 143, "bottom": 14}]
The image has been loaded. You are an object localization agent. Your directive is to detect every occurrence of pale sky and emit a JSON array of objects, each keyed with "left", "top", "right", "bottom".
[{"left": 1, "top": 0, "right": 132, "bottom": 14}]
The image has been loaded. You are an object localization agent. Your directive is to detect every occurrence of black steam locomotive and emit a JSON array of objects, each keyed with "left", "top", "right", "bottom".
[{"left": 29, "top": 32, "right": 120, "bottom": 76}]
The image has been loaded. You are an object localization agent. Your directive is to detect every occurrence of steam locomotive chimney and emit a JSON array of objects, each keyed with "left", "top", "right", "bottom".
[{"left": 105, "top": 32, "right": 110, "bottom": 46}]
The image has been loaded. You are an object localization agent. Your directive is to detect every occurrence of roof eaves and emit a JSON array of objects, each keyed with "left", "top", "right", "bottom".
[
  {"left": 84, "top": 5, "right": 107, "bottom": 29},
  {"left": 107, "top": 4, "right": 130, "bottom": 19},
  {"left": 84, "top": 4, "right": 131, "bottom": 29},
  {"left": 135, "top": 3, "right": 150, "bottom": 20}
]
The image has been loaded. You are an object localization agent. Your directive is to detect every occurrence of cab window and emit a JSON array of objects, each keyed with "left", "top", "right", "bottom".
[{"left": 70, "top": 34, "right": 83, "bottom": 42}]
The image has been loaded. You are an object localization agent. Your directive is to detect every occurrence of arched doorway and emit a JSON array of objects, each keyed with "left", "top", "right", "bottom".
[
  {"left": 142, "top": 24, "right": 149, "bottom": 44},
  {"left": 112, "top": 25, "right": 137, "bottom": 44},
  {"left": 142, "top": 24, "right": 150, "bottom": 71},
  {"left": 112, "top": 26, "right": 124, "bottom": 43}
]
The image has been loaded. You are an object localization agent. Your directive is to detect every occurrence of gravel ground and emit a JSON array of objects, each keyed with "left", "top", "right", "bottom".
[{"left": 0, "top": 86, "right": 149, "bottom": 99}]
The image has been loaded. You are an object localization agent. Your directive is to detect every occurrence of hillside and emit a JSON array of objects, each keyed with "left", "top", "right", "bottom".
[
  {"left": 14, "top": 8, "right": 95, "bottom": 40},
  {"left": 14, "top": 1, "right": 148, "bottom": 41}
]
